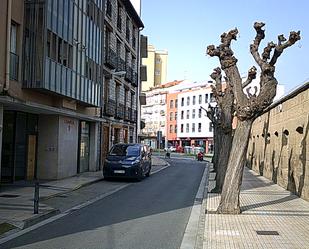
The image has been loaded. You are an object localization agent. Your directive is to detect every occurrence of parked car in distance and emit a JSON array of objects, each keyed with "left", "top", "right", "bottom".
[{"left": 103, "top": 143, "right": 152, "bottom": 181}]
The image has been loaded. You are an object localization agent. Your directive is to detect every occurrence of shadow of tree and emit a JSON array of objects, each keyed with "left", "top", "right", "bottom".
[{"left": 298, "top": 114, "right": 309, "bottom": 197}]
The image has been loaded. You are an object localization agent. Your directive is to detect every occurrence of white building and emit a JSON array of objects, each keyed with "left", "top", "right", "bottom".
[{"left": 177, "top": 84, "right": 215, "bottom": 153}]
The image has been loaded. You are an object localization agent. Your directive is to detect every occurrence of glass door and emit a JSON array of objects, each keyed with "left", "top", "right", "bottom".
[{"left": 78, "top": 121, "right": 90, "bottom": 173}]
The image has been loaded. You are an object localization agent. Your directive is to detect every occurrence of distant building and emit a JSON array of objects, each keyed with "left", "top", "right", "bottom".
[
  {"left": 175, "top": 83, "right": 215, "bottom": 153},
  {"left": 140, "top": 80, "right": 183, "bottom": 148},
  {"left": 142, "top": 45, "right": 168, "bottom": 91}
]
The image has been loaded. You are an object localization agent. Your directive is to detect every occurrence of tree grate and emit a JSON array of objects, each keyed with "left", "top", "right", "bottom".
[{"left": 256, "top": 230, "right": 279, "bottom": 235}]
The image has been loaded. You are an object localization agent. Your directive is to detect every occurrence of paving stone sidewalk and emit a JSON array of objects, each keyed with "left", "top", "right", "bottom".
[
  {"left": 204, "top": 166, "right": 309, "bottom": 249},
  {"left": 0, "top": 156, "right": 168, "bottom": 235}
]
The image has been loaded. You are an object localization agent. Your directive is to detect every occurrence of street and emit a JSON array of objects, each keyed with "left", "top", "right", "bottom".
[{"left": 1, "top": 158, "right": 207, "bottom": 249}]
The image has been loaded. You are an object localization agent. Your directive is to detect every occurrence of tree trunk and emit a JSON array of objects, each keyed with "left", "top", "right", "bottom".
[
  {"left": 214, "top": 130, "right": 233, "bottom": 192},
  {"left": 217, "top": 119, "right": 253, "bottom": 214},
  {"left": 212, "top": 125, "right": 222, "bottom": 172}
]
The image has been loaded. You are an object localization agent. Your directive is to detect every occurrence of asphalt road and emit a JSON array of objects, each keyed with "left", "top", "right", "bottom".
[{"left": 2, "top": 158, "right": 206, "bottom": 249}]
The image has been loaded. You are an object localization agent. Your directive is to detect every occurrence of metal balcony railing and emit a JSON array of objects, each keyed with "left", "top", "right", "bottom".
[
  {"left": 131, "top": 109, "right": 137, "bottom": 123},
  {"left": 125, "top": 65, "right": 133, "bottom": 82},
  {"left": 105, "top": 49, "right": 117, "bottom": 69},
  {"left": 104, "top": 99, "right": 116, "bottom": 116},
  {"left": 132, "top": 72, "right": 138, "bottom": 87},
  {"left": 116, "top": 57, "right": 125, "bottom": 72},
  {"left": 115, "top": 103, "right": 125, "bottom": 119},
  {"left": 10, "top": 52, "right": 19, "bottom": 80}
]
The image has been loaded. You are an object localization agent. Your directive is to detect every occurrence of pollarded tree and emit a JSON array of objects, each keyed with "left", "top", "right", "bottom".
[
  {"left": 207, "top": 22, "right": 300, "bottom": 214},
  {"left": 209, "top": 66, "right": 257, "bottom": 193}
]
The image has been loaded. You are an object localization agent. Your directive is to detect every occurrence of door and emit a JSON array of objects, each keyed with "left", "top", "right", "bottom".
[
  {"left": 26, "top": 135, "right": 37, "bottom": 180},
  {"left": 101, "top": 126, "right": 110, "bottom": 165},
  {"left": 78, "top": 121, "right": 90, "bottom": 173}
]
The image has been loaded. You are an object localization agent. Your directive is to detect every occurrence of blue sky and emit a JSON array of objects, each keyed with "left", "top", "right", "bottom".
[{"left": 141, "top": 0, "right": 309, "bottom": 93}]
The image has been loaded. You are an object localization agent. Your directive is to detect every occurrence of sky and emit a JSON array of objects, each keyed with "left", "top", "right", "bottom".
[{"left": 141, "top": 0, "right": 309, "bottom": 93}]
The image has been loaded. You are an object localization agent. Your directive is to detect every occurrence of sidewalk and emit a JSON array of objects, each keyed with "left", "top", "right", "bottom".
[
  {"left": 204, "top": 166, "right": 309, "bottom": 249},
  {"left": 0, "top": 156, "right": 168, "bottom": 236}
]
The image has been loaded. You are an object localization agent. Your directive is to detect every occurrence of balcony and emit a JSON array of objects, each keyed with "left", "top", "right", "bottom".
[
  {"left": 115, "top": 103, "right": 125, "bottom": 119},
  {"left": 105, "top": 49, "right": 117, "bottom": 69},
  {"left": 124, "top": 107, "right": 132, "bottom": 121},
  {"left": 131, "top": 109, "right": 137, "bottom": 123},
  {"left": 10, "top": 52, "right": 19, "bottom": 81},
  {"left": 125, "top": 65, "right": 133, "bottom": 82},
  {"left": 132, "top": 72, "right": 138, "bottom": 87},
  {"left": 104, "top": 98, "right": 116, "bottom": 116},
  {"left": 116, "top": 57, "right": 125, "bottom": 72}
]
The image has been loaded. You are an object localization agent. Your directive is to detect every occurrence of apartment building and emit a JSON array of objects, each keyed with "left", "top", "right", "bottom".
[
  {"left": 141, "top": 45, "right": 168, "bottom": 92},
  {"left": 101, "top": 0, "right": 144, "bottom": 161},
  {"left": 141, "top": 80, "right": 183, "bottom": 148},
  {"left": 0, "top": 0, "right": 145, "bottom": 183}
]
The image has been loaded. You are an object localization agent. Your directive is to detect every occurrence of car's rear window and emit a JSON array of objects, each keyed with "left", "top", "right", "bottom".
[{"left": 109, "top": 145, "right": 140, "bottom": 157}]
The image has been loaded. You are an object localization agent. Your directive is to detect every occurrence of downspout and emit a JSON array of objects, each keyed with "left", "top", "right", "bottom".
[
  {"left": 4, "top": 0, "right": 12, "bottom": 92},
  {"left": 136, "top": 25, "right": 144, "bottom": 142}
]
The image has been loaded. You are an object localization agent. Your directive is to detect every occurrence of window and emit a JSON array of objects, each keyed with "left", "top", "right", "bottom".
[
  {"left": 210, "top": 93, "right": 215, "bottom": 102},
  {"left": 193, "top": 96, "right": 196, "bottom": 105},
  {"left": 170, "top": 112, "right": 174, "bottom": 121},
  {"left": 198, "top": 123, "right": 202, "bottom": 132},
  {"left": 192, "top": 109, "right": 195, "bottom": 119},
  {"left": 192, "top": 123, "right": 195, "bottom": 132},
  {"left": 175, "top": 125, "right": 177, "bottom": 133},
  {"left": 170, "top": 99, "right": 174, "bottom": 108},
  {"left": 155, "top": 70, "right": 160, "bottom": 76},
  {"left": 205, "top": 94, "right": 209, "bottom": 103},
  {"left": 181, "top": 124, "right": 184, "bottom": 133},
  {"left": 186, "top": 123, "right": 189, "bottom": 133},
  {"left": 175, "top": 112, "right": 178, "bottom": 120},
  {"left": 186, "top": 110, "right": 190, "bottom": 119},
  {"left": 198, "top": 109, "right": 202, "bottom": 118},
  {"left": 117, "top": 5, "right": 122, "bottom": 30},
  {"left": 106, "top": 0, "right": 112, "bottom": 18},
  {"left": 209, "top": 122, "right": 213, "bottom": 132},
  {"left": 199, "top": 95, "right": 202, "bottom": 104},
  {"left": 181, "top": 111, "right": 184, "bottom": 119},
  {"left": 187, "top": 96, "right": 190, "bottom": 106},
  {"left": 170, "top": 125, "right": 173, "bottom": 133},
  {"left": 10, "top": 22, "right": 18, "bottom": 80},
  {"left": 181, "top": 97, "right": 184, "bottom": 106},
  {"left": 175, "top": 99, "right": 178, "bottom": 108}
]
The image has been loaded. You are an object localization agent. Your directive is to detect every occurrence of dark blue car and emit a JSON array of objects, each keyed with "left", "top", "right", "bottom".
[{"left": 103, "top": 143, "right": 152, "bottom": 180}]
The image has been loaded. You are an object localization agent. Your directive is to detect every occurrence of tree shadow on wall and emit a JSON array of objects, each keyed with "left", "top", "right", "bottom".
[{"left": 298, "top": 114, "right": 309, "bottom": 197}]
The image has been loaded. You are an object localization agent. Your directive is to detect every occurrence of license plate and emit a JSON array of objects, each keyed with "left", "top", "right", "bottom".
[{"left": 114, "top": 170, "right": 125, "bottom": 174}]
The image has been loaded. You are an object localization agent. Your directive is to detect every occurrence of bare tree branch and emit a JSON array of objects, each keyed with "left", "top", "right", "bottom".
[
  {"left": 262, "top": 42, "right": 276, "bottom": 61},
  {"left": 250, "top": 22, "right": 265, "bottom": 67},
  {"left": 270, "top": 31, "right": 301, "bottom": 66},
  {"left": 210, "top": 67, "right": 223, "bottom": 93},
  {"left": 243, "top": 66, "right": 257, "bottom": 88}
]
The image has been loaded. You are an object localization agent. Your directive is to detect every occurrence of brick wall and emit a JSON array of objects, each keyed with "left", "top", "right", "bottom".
[{"left": 247, "top": 83, "right": 309, "bottom": 201}]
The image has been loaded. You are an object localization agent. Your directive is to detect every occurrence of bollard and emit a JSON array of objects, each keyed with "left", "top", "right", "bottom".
[{"left": 34, "top": 181, "right": 39, "bottom": 214}]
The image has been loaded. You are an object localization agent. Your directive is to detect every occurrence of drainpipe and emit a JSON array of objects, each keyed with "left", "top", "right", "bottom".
[
  {"left": 136, "top": 25, "right": 144, "bottom": 143},
  {"left": 4, "top": 0, "right": 12, "bottom": 92}
]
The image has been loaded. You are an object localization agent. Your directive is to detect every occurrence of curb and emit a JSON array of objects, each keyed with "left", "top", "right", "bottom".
[
  {"left": 180, "top": 161, "right": 210, "bottom": 249},
  {"left": 39, "top": 177, "right": 104, "bottom": 201}
]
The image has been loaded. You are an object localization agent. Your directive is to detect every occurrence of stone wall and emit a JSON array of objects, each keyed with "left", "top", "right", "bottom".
[{"left": 247, "top": 83, "right": 309, "bottom": 201}]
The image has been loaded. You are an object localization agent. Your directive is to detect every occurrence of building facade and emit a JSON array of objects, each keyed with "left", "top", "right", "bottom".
[
  {"left": 101, "top": 0, "right": 144, "bottom": 162},
  {"left": 141, "top": 44, "right": 168, "bottom": 92},
  {"left": 176, "top": 84, "right": 215, "bottom": 153},
  {"left": 0, "top": 0, "right": 145, "bottom": 183}
]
